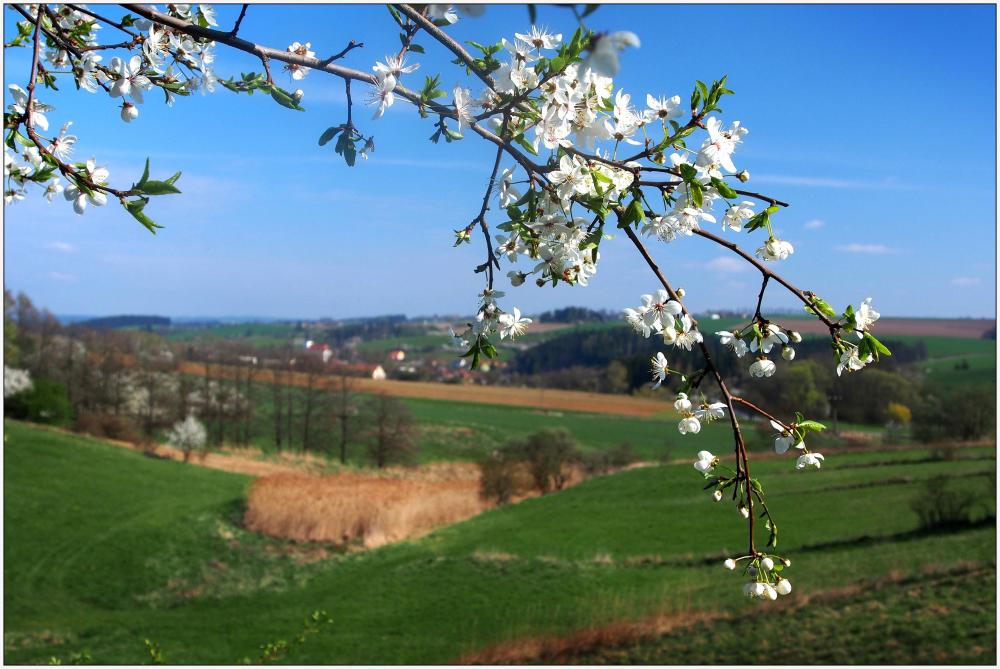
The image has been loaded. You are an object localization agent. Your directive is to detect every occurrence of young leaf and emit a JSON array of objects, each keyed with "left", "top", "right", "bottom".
[{"left": 318, "top": 125, "right": 343, "bottom": 146}]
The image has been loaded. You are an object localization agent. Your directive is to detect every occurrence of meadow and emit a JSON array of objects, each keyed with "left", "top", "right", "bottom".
[{"left": 4, "top": 420, "right": 995, "bottom": 665}]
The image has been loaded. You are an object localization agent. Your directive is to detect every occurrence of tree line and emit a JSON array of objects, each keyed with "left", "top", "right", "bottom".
[{"left": 3, "top": 290, "right": 417, "bottom": 467}]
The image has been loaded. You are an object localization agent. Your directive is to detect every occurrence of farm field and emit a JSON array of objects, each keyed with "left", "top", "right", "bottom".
[
  {"left": 176, "top": 360, "right": 675, "bottom": 418},
  {"left": 4, "top": 420, "right": 995, "bottom": 665}
]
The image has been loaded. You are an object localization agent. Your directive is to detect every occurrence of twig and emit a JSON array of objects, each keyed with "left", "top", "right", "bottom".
[{"left": 230, "top": 4, "right": 249, "bottom": 37}]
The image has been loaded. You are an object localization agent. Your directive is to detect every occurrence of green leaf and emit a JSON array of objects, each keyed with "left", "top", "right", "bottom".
[
  {"left": 678, "top": 163, "right": 697, "bottom": 182},
  {"left": 689, "top": 180, "right": 704, "bottom": 208},
  {"left": 137, "top": 158, "right": 150, "bottom": 187},
  {"left": 804, "top": 297, "right": 837, "bottom": 320},
  {"left": 124, "top": 198, "right": 162, "bottom": 233},
  {"left": 409, "top": 43, "right": 425, "bottom": 54},
  {"left": 164, "top": 170, "right": 182, "bottom": 186},
  {"left": 513, "top": 134, "right": 538, "bottom": 156},
  {"left": 617, "top": 197, "right": 645, "bottom": 229},
  {"left": 137, "top": 180, "right": 181, "bottom": 196},
  {"left": 270, "top": 87, "right": 305, "bottom": 111},
  {"left": 318, "top": 126, "right": 343, "bottom": 146},
  {"left": 711, "top": 177, "right": 738, "bottom": 199},
  {"left": 797, "top": 420, "right": 826, "bottom": 432}
]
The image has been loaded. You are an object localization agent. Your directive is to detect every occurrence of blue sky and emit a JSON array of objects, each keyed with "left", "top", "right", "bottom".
[{"left": 3, "top": 3, "right": 996, "bottom": 320}]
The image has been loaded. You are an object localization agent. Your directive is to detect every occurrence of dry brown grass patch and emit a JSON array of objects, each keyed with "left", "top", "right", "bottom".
[{"left": 244, "top": 469, "right": 488, "bottom": 548}]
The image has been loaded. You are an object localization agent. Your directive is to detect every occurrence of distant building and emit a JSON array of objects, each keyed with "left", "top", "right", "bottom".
[
  {"left": 306, "top": 341, "right": 333, "bottom": 363},
  {"left": 329, "top": 362, "right": 387, "bottom": 380}
]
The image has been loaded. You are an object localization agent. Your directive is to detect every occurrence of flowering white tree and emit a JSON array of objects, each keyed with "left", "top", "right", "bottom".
[
  {"left": 3, "top": 3, "right": 893, "bottom": 598},
  {"left": 3, "top": 365, "right": 33, "bottom": 398},
  {"left": 166, "top": 413, "right": 207, "bottom": 462}
]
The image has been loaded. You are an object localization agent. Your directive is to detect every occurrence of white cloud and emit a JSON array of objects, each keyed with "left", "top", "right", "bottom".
[
  {"left": 45, "top": 241, "right": 76, "bottom": 253},
  {"left": 704, "top": 256, "right": 750, "bottom": 274},
  {"left": 835, "top": 243, "right": 898, "bottom": 255},
  {"left": 803, "top": 218, "right": 825, "bottom": 230},
  {"left": 951, "top": 277, "right": 982, "bottom": 287}
]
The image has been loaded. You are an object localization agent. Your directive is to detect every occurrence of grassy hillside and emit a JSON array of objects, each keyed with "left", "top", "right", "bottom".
[{"left": 4, "top": 421, "right": 995, "bottom": 664}]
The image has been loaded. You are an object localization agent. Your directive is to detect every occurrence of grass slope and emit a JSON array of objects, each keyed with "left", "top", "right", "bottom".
[{"left": 4, "top": 421, "right": 995, "bottom": 664}]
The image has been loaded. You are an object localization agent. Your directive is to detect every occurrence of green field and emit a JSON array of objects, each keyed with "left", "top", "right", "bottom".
[
  {"left": 4, "top": 421, "right": 995, "bottom": 664},
  {"left": 234, "top": 383, "right": 753, "bottom": 464}
]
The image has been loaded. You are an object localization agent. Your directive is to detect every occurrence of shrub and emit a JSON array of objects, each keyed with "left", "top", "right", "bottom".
[
  {"left": 479, "top": 451, "right": 521, "bottom": 504},
  {"left": 509, "top": 429, "right": 582, "bottom": 494},
  {"left": 912, "top": 384, "right": 996, "bottom": 443},
  {"left": 4, "top": 377, "right": 72, "bottom": 426},
  {"left": 582, "top": 442, "right": 639, "bottom": 475},
  {"left": 910, "top": 477, "right": 983, "bottom": 531},
  {"left": 73, "top": 411, "right": 140, "bottom": 444}
]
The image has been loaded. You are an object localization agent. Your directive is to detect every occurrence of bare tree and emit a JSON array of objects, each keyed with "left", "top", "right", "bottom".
[
  {"left": 330, "top": 371, "right": 359, "bottom": 464},
  {"left": 365, "top": 393, "right": 416, "bottom": 469}
]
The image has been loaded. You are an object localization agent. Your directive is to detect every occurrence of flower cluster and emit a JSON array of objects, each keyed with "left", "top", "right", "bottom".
[
  {"left": 624, "top": 289, "right": 703, "bottom": 350},
  {"left": 726, "top": 554, "right": 793, "bottom": 601},
  {"left": 675, "top": 393, "right": 726, "bottom": 435},
  {"left": 449, "top": 289, "right": 532, "bottom": 367},
  {"left": 768, "top": 412, "right": 828, "bottom": 471}
]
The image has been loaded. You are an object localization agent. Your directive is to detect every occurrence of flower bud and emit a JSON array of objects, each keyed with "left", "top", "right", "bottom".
[
  {"left": 120, "top": 102, "right": 138, "bottom": 123},
  {"left": 789, "top": 331, "right": 802, "bottom": 343},
  {"left": 736, "top": 170, "right": 750, "bottom": 182},
  {"left": 508, "top": 271, "right": 526, "bottom": 287},
  {"left": 760, "top": 557, "right": 774, "bottom": 571},
  {"left": 675, "top": 288, "right": 686, "bottom": 298},
  {"left": 738, "top": 505, "right": 749, "bottom": 519},
  {"left": 292, "top": 89, "right": 304, "bottom": 103},
  {"left": 748, "top": 565, "right": 758, "bottom": 577},
  {"left": 713, "top": 489, "right": 723, "bottom": 502},
  {"left": 783, "top": 558, "right": 791, "bottom": 567},
  {"left": 724, "top": 558, "right": 736, "bottom": 570},
  {"left": 781, "top": 346, "right": 795, "bottom": 361},
  {"left": 763, "top": 583, "right": 778, "bottom": 600},
  {"left": 535, "top": 277, "right": 547, "bottom": 287},
  {"left": 775, "top": 578, "right": 792, "bottom": 596}
]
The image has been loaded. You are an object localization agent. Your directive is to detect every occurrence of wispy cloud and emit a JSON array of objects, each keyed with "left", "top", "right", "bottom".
[
  {"left": 704, "top": 256, "right": 750, "bottom": 274},
  {"left": 835, "top": 243, "right": 899, "bottom": 255},
  {"left": 951, "top": 276, "right": 982, "bottom": 287},
  {"left": 45, "top": 241, "right": 76, "bottom": 253},
  {"left": 803, "top": 218, "right": 825, "bottom": 230},
  {"left": 753, "top": 174, "right": 914, "bottom": 191}
]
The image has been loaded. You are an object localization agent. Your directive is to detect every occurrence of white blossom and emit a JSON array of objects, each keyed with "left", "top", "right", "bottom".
[
  {"left": 717, "top": 330, "right": 748, "bottom": 357},
  {"left": 796, "top": 452, "right": 825, "bottom": 470},
  {"left": 755, "top": 238, "right": 795, "bottom": 262},
  {"left": 109, "top": 55, "right": 152, "bottom": 103},
  {"left": 853, "top": 297, "right": 880, "bottom": 337},
  {"left": 749, "top": 358, "right": 776, "bottom": 378},
  {"left": 769, "top": 420, "right": 802, "bottom": 455},
  {"left": 693, "top": 450, "right": 716, "bottom": 473},
  {"left": 678, "top": 415, "right": 701, "bottom": 434},
  {"left": 497, "top": 307, "right": 531, "bottom": 339},
  {"left": 650, "top": 352, "right": 669, "bottom": 389},
  {"left": 836, "top": 345, "right": 872, "bottom": 376}
]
